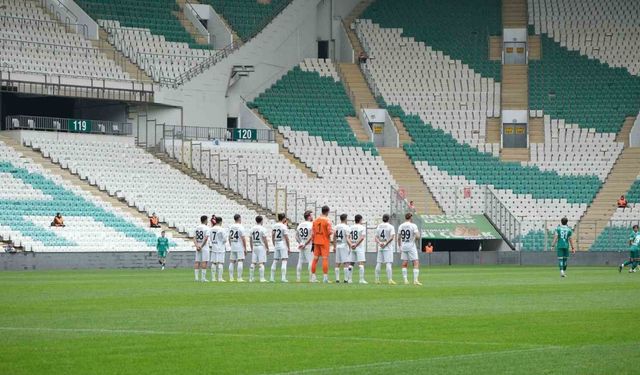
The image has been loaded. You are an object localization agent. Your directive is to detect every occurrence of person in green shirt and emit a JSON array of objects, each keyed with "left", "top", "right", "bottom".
[
  {"left": 551, "top": 217, "right": 576, "bottom": 278},
  {"left": 619, "top": 225, "right": 640, "bottom": 273},
  {"left": 156, "top": 231, "right": 170, "bottom": 270}
]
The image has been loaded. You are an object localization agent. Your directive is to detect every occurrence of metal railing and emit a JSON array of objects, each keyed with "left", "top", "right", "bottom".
[
  {"left": 0, "top": 14, "right": 87, "bottom": 39},
  {"left": 484, "top": 187, "right": 521, "bottom": 249},
  {"left": 5, "top": 115, "right": 132, "bottom": 135},
  {"left": 389, "top": 185, "right": 426, "bottom": 230}
]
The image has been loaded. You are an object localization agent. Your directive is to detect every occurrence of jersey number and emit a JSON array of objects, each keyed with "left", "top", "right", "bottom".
[
  {"left": 336, "top": 231, "right": 344, "bottom": 241},
  {"left": 400, "top": 229, "right": 411, "bottom": 242},
  {"left": 273, "top": 229, "right": 282, "bottom": 239},
  {"left": 196, "top": 230, "right": 204, "bottom": 241},
  {"left": 298, "top": 227, "right": 309, "bottom": 239},
  {"left": 230, "top": 230, "right": 239, "bottom": 241},
  {"left": 351, "top": 231, "right": 359, "bottom": 241},
  {"left": 379, "top": 230, "right": 386, "bottom": 240}
]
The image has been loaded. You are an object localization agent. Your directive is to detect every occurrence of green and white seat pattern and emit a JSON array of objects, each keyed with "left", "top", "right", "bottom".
[
  {"left": 0, "top": 140, "right": 190, "bottom": 252},
  {"left": 591, "top": 174, "right": 640, "bottom": 251}
]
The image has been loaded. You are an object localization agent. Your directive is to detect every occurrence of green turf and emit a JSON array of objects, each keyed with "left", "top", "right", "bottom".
[{"left": 0, "top": 266, "right": 637, "bottom": 374}]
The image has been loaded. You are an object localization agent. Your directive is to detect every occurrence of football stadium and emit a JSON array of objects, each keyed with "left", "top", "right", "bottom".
[{"left": 1, "top": 0, "right": 639, "bottom": 373}]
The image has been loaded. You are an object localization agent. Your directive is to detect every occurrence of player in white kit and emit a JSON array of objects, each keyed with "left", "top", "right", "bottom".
[
  {"left": 375, "top": 214, "right": 396, "bottom": 285},
  {"left": 209, "top": 216, "right": 228, "bottom": 282},
  {"left": 249, "top": 215, "right": 269, "bottom": 282},
  {"left": 397, "top": 212, "right": 422, "bottom": 285},
  {"left": 295, "top": 210, "right": 314, "bottom": 282},
  {"left": 228, "top": 214, "right": 247, "bottom": 282},
  {"left": 348, "top": 214, "right": 368, "bottom": 284},
  {"left": 193, "top": 215, "right": 210, "bottom": 282},
  {"left": 333, "top": 214, "right": 351, "bottom": 283},
  {"left": 270, "top": 213, "right": 290, "bottom": 283}
]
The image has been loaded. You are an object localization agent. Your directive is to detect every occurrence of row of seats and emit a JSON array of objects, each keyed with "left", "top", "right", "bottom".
[
  {"left": 249, "top": 63, "right": 377, "bottom": 154},
  {"left": 360, "top": 0, "right": 502, "bottom": 81},
  {"left": 25, "top": 135, "right": 267, "bottom": 239},
  {"left": 200, "top": 0, "right": 292, "bottom": 42},
  {"left": 0, "top": 139, "right": 191, "bottom": 252},
  {"left": 0, "top": 0, "right": 130, "bottom": 82},
  {"left": 528, "top": 30, "right": 640, "bottom": 133},
  {"left": 528, "top": 0, "right": 640, "bottom": 76},
  {"left": 356, "top": 21, "right": 500, "bottom": 146}
]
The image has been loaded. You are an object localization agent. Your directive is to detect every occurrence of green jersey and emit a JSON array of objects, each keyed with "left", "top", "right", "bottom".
[
  {"left": 630, "top": 231, "right": 640, "bottom": 250},
  {"left": 156, "top": 237, "right": 169, "bottom": 254},
  {"left": 555, "top": 225, "right": 572, "bottom": 249}
]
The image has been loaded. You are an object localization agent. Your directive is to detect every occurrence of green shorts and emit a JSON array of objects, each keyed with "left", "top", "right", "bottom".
[
  {"left": 157, "top": 251, "right": 167, "bottom": 258},
  {"left": 630, "top": 249, "right": 639, "bottom": 260},
  {"left": 556, "top": 248, "right": 569, "bottom": 258}
]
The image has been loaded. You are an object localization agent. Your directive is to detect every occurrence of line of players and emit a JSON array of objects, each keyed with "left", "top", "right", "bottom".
[{"left": 191, "top": 208, "right": 422, "bottom": 285}]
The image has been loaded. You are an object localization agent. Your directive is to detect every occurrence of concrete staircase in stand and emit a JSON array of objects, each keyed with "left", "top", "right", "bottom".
[{"left": 577, "top": 145, "right": 640, "bottom": 250}]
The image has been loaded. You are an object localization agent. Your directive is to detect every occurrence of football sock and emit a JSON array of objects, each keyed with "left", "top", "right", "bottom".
[
  {"left": 281, "top": 260, "right": 288, "bottom": 280},
  {"left": 194, "top": 269, "right": 199, "bottom": 281},
  {"left": 249, "top": 265, "right": 255, "bottom": 281},
  {"left": 311, "top": 258, "right": 318, "bottom": 274},
  {"left": 237, "top": 262, "right": 243, "bottom": 279},
  {"left": 413, "top": 268, "right": 420, "bottom": 282},
  {"left": 623, "top": 260, "right": 632, "bottom": 267},
  {"left": 558, "top": 258, "right": 563, "bottom": 270},
  {"left": 359, "top": 265, "right": 365, "bottom": 281},
  {"left": 335, "top": 267, "right": 340, "bottom": 281},
  {"left": 228, "top": 263, "right": 235, "bottom": 280},
  {"left": 386, "top": 263, "right": 393, "bottom": 281},
  {"left": 374, "top": 263, "right": 381, "bottom": 281},
  {"left": 402, "top": 267, "right": 408, "bottom": 281},
  {"left": 201, "top": 268, "right": 207, "bottom": 280},
  {"left": 271, "top": 261, "right": 277, "bottom": 280},
  {"left": 347, "top": 266, "right": 353, "bottom": 282},
  {"left": 259, "top": 264, "right": 265, "bottom": 280},
  {"left": 562, "top": 257, "right": 568, "bottom": 271},
  {"left": 217, "top": 264, "right": 224, "bottom": 280},
  {"left": 296, "top": 263, "right": 302, "bottom": 280},
  {"left": 322, "top": 257, "right": 329, "bottom": 274}
]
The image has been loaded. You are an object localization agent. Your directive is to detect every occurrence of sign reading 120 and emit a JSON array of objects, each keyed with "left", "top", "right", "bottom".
[
  {"left": 67, "top": 119, "right": 93, "bottom": 133},
  {"left": 233, "top": 128, "right": 257, "bottom": 141}
]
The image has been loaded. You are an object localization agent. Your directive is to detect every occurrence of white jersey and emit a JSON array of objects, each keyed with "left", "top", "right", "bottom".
[
  {"left": 228, "top": 223, "right": 246, "bottom": 252},
  {"left": 349, "top": 224, "right": 366, "bottom": 251},
  {"left": 194, "top": 224, "right": 210, "bottom": 248},
  {"left": 398, "top": 222, "right": 419, "bottom": 251},
  {"left": 272, "top": 222, "right": 288, "bottom": 248},
  {"left": 296, "top": 221, "right": 313, "bottom": 250},
  {"left": 209, "top": 226, "right": 228, "bottom": 253},
  {"left": 250, "top": 225, "right": 268, "bottom": 249},
  {"left": 376, "top": 222, "right": 396, "bottom": 251},
  {"left": 334, "top": 223, "right": 350, "bottom": 248}
]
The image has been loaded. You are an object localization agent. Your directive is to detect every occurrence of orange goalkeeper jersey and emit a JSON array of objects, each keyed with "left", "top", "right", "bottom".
[{"left": 312, "top": 216, "right": 332, "bottom": 246}]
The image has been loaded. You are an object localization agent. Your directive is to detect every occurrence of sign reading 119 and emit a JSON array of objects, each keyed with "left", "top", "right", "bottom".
[{"left": 67, "top": 119, "right": 93, "bottom": 133}]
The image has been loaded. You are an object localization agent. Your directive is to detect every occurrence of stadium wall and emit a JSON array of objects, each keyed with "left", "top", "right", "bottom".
[{"left": 0, "top": 252, "right": 628, "bottom": 271}]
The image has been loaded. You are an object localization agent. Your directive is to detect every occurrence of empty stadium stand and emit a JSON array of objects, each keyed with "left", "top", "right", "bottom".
[
  {"left": 0, "top": 136, "right": 190, "bottom": 252},
  {"left": 0, "top": 0, "right": 129, "bottom": 80},
  {"left": 201, "top": 0, "right": 292, "bottom": 42}
]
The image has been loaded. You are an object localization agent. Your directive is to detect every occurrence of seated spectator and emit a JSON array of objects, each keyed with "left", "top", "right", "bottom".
[
  {"left": 408, "top": 200, "right": 416, "bottom": 212},
  {"left": 424, "top": 242, "right": 434, "bottom": 253},
  {"left": 150, "top": 213, "right": 160, "bottom": 228},
  {"left": 618, "top": 195, "right": 628, "bottom": 209},
  {"left": 358, "top": 51, "right": 368, "bottom": 64},
  {"left": 51, "top": 213, "right": 65, "bottom": 227}
]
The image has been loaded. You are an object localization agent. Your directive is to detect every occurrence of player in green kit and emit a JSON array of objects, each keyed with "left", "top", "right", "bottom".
[
  {"left": 156, "top": 231, "right": 169, "bottom": 270},
  {"left": 551, "top": 218, "right": 576, "bottom": 278},
  {"left": 619, "top": 225, "right": 640, "bottom": 273}
]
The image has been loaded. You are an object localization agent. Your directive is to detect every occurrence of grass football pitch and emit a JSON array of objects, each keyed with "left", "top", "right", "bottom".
[{"left": 0, "top": 266, "right": 638, "bottom": 374}]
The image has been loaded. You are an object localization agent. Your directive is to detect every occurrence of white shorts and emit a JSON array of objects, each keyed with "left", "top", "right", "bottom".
[
  {"left": 350, "top": 248, "right": 366, "bottom": 263},
  {"left": 273, "top": 245, "right": 288, "bottom": 260},
  {"left": 195, "top": 247, "right": 210, "bottom": 262},
  {"left": 210, "top": 251, "right": 226, "bottom": 264},
  {"left": 252, "top": 247, "right": 267, "bottom": 264},
  {"left": 377, "top": 250, "right": 394, "bottom": 264},
  {"left": 229, "top": 251, "right": 245, "bottom": 261},
  {"left": 400, "top": 248, "right": 419, "bottom": 262},
  {"left": 335, "top": 245, "right": 350, "bottom": 264},
  {"left": 298, "top": 247, "right": 313, "bottom": 263}
]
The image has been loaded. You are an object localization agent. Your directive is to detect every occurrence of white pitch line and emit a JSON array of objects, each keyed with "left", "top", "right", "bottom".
[
  {"left": 0, "top": 326, "right": 535, "bottom": 348},
  {"left": 264, "top": 346, "right": 562, "bottom": 375}
]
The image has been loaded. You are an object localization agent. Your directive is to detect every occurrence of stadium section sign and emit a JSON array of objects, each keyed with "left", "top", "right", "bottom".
[{"left": 420, "top": 215, "right": 502, "bottom": 240}]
